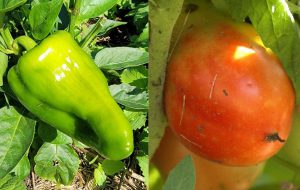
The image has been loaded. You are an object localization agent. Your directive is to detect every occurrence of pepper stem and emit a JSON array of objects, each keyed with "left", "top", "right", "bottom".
[
  {"left": 69, "top": 0, "right": 82, "bottom": 37},
  {"left": 13, "top": 36, "right": 37, "bottom": 54}
]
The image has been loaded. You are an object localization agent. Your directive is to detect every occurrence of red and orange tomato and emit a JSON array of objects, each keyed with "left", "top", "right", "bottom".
[{"left": 164, "top": 0, "right": 295, "bottom": 166}]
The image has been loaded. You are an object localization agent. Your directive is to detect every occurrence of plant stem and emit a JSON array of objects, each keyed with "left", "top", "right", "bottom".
[
  {"left": 69, "top": 0, "right": 82, "bottom": 37},
  {"left": 0, "top": 27, "right": 14, "bottom": 50},
  {"left": 12, "top": 36, "right": 37, "bottom": 55},
  {"left": 287, "top": 1, "right": 300, "bottom": 14},
  {"left": 80, "top": 17, "right": 104, "bottom": 49}
]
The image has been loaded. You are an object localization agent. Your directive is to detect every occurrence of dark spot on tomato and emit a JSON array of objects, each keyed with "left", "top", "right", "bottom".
[
  {"left": 219, "top": 183, "right": 226, "bottom": 190},
  {"left": 196, "top": 125, "right": 204, "bottom": 133},
  {"left": 185, "top": 3, "right": 198, "bottom": 13},
  {"left": 158, "top": 30, "right": 162, "bottom": 34},
  {"left": 222, "top": 89, "right": 228, "bottom": 96},
  {"left": 264, "top": 133, "right": 285, "bottom": 143},
  {"left": 188, "top": 24, "right": 194, "bottom": 29}
]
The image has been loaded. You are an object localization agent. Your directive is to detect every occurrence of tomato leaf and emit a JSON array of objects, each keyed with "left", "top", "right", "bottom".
[
  {"left": 212, "top": 0, "right": 250, "bottom": 21},
  {"left": 0, "top": 107, "right": 36, "bottom": 179},
  {"left": 248, "top": 0, "right": 300, "bottom": 103},
  {"left": 163, "top": 156, "right": 195, "bottom": 190},
  {"left": 251, "top": 157, "right": 300, "bottom": 189}
]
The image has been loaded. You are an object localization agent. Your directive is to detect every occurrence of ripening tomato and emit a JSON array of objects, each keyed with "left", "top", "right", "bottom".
[
  {"left": 151, "top": 127, "right": 265, "bottom": 190},
  {"left": 164, "top": 0, "right": 295, "bottom": 166}
]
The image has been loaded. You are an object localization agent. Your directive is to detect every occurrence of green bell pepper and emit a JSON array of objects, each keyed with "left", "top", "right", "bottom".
[{"left": 8, "top": 31, "right": 134, "bottom": 160}]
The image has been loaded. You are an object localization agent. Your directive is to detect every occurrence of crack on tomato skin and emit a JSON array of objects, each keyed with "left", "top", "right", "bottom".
[
  {"left": 264, "top": 133, "right": 286, "bottom": 143},
  {"left": 180, "top": 134, "right": 203, "bottom": 149},
  {"left": 209, "top": 74, "right": 218, "bottom": 99},
  {"left": 179, "top": 94, "right": 186, "bottom": 126}
]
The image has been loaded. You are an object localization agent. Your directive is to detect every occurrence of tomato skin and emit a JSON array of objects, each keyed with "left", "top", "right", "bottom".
[
  {"left": 164, "top": 0, "right": 295, "bottom": 166},
  {"left": 152, "top": 127, "right": 265, "bottom": 190}
]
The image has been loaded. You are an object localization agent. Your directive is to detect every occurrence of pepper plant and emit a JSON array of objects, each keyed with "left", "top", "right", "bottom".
[{"left": 0, "top": 0, "right": 148, "bottom": 189}]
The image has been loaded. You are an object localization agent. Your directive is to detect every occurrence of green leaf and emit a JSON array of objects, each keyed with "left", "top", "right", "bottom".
[
  {"left": 109, "top": 84, "right": 148, "bottom": 111},
  {"left": 121, "top": 66, "right": 148, "bottom": 89},
  {"left": 132, "top": 23, "right": 149, "bottom": 48},
  {"left": 127, "top": 2, "right": 148, "bottom": 32},
  {"left": 102, "top": 159, "right": 125, "bottom": 175},
  {"left": 94, "top": 164, "right": 106, "bottom": 187},
  {"left": 248, "top": 0, "right": 300, "bottom": 104},
  {"left": 149, "top": 164, "right": 164, "bottom": 190},
  {"left": 0, "top": 52, "right": 8, "bottom": 86},
  {"left": 79, "top": 19, "right": 126, "bottom": 42},
  {"left": 38, "top": 122, "right": 72, "bottom": 144},
  {"left": 137, "top": 154, "right": 148, "bottom": 187},
  {"left": 251, "top": 157, "right": 300, "bottom": 190},
  {"left": 212, "top": 0, "right": 250, "bottom": 21},
  {"left": 29, "top": 0, "right": 63, "bottom": 40},
  {"left": 124, "top": 110, "right": 146, "bottom": 130},
  {"left": 79, "top": 0, "right": 118, "bottom": 21},
  {"left": 34, "top": 143, "right": 80, "bottom": 185},
  {"left": 0, "top": 174, "right": 26, "bottom": 190},
  {"left": 0, "top": 0, "right": 26, "bottom": 13},
  {"left": 95, "top": 47, "right": 148, "bottom": 70},
  {"left": 0, "top": 107, "right": 36, "bottom": 178},
  {"left": 163, "top": 156, "right": 195, "bottom": 190},
  {"left": 138, "top": 127, "right": 148, "bottom": 154},
  {"left": 11, "top": 155, "right": 30, "bottom": 180}
]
